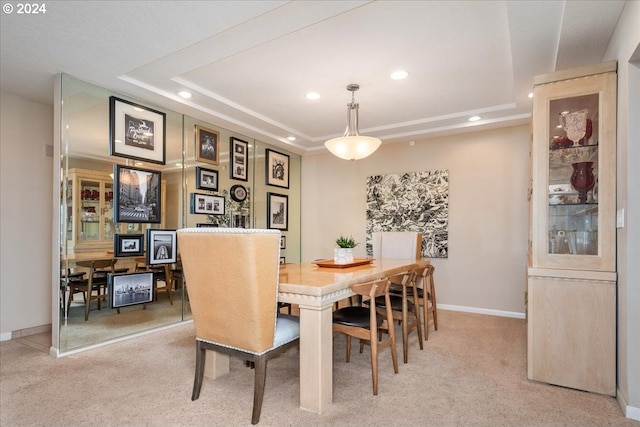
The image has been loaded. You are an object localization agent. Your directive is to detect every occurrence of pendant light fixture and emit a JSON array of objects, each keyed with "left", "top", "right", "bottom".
[{"left": 324, "top": 84, "right": 382, "bottom": 160}]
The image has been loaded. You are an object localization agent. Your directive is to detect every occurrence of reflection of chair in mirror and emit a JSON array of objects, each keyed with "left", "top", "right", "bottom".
[
  {"left": 67, "top": 259, "right": 116, "bottom": 321},
  {"left": 59, "top": 263, "right": 85, "bottom": 312},
  {"left": 135, "top": 257, "right": 173, "bottom": 305},
  {"left": 332, "top": 277, "right": 398, "bottom": 395},
  {"left": 177, "top": 228, "right": 300, "bottom": 425}
]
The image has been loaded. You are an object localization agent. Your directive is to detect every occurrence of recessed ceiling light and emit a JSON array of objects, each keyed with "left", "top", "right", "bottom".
[
  {"left": 287, "top": 136, "right": 296, "bottom": 141},
  {"left": 468, "top": 116, "right": 481, "bottom": 122},
  {"left": 390, "top": 70, "right": 408, "bottom": 80},
  {"left": 178, "top": 91, "right": 192, "bottom": 99},
  {"left": 528, "top": 92, "right": 534, "bottom": 99},
  {"left": 305, "top": 92, "right": 320, "bottom": 100}
]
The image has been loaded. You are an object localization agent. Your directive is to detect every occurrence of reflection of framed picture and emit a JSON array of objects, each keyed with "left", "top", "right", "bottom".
[
  {"left": 109, "top": 272, "right": 154, "bottom": 309},
  {"left": 280, "top": 235, "right": 286, "bottom": 249},
  {"left": 265, "top": 149, "right": 290, "bottom": 189},
  {"left": 267, "top": 192, "right": 288, "bottom": 230},
  {"left": 230, "top": 137, "right": 248, "bottom": 181},
  {"left": 114, "top": 234, "right": 144, "bottom": 257},
  {"left": 113, "top": 164, "right": 162, "bottom": 224},
  {"left": 109, "top": 96, "right": 166, "bottom": 165},
  {"left": 195, "top": 125, "right": 219, "bottom": 166},
  {"left": 196, "top": 223, "right": 218, "bottom": 228},
  {"left": 146, "top": 229, "right": 177, "bottom": 265},
  {"left": 190, "top": 193, "right": 225, "bottom": 215},
  {"left": 195, "top": 167, "right": 218, "bottom": 191},
  {"left": 230, "top": 184, "right": 247, "bottom": 202}
]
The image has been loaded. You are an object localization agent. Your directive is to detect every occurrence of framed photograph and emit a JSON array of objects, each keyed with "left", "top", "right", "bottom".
[
  {"left": 146, "top": 229, "right": 177, "bottom": 265},
  {"left": 195, "top": 125, "right": 219, "bottom": 166},
  {"left": 109, "top": 96, "right": 166, "bottom": 165},
  {"left": 265, "top": 149, "right": 290, "bottom": 189},
  {"left": 113, "top": 234, "right": 144, "bottom": 257},
  {"left": 280, "top": 235, "right": 286, "bottom": 249},
  {"left": 113, "top": 164, "right": 162, "bottom": 223},
  {"left": 230, "top": 137, "right": 248, "bottom": 181},
  {"left": 195, "top": 167, "right": 219, "bottom": 191},
  {"left": 232, "top": 213, "right": 249, "bottom": 228},
  {"left": 190, "top": 193, "right": 225, "bottom": 215},
  {"left": 267, "top": 192, "right": 288, "bottom": 230},
  {"left": 109, "top": 272, "right": 154, "bottom": 309}
]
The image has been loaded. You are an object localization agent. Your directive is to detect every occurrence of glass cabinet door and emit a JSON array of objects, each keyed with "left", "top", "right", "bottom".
[
  {"left": 79, "top": 178, "right": 102, "bottom": 241},
  {"left": 531, "top": 65, "right": 616, "bottom": 272},
  {"left": 547, "top": 94, "right": 599, "bottom": 256}
]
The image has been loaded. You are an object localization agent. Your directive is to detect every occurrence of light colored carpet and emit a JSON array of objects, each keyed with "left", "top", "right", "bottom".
[{"left": 1, "top": 310, "right": 637, "bottom": 427}]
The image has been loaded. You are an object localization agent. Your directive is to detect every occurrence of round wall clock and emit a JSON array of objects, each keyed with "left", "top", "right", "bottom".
[{"left": 230, "top": 185, "right": 247, "bottom": 202}]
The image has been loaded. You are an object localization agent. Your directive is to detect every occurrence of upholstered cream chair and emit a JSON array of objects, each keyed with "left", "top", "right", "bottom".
[
  {"left": 371, "top": 231, "right": 422, "bottom": 260},
  {"left": 177, "top": 228, "right": 299, "bottom": 425}
]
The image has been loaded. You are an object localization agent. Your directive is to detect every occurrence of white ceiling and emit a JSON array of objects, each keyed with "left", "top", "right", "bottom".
[{"left": 0, "top": 1, "right": 626, "bottom": 156}]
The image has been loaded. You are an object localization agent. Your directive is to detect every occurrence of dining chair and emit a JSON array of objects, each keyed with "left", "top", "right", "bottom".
[
  {"left": 66, "top": 258, "right": 116, "bottom": 321},
  {"left": 401, "top": 264, "right": 438, "bottom": 340},
  {"left": 372, "top": 270, "right": 423, "bottom": 363},
  {"left": 135, "top": 258, "right": 173, "bottom": 305},
  {"left": 371, "top": 231, "right": 422, "bottom": 260},
  {"left": 177, "top": 228, "right": 300, "bottom": 425},
  {"left": 59, "top": 263, "right": 85, "bottom": 312},
  {"left": 332, "top": 277, "right": 398, "bottom": 395}
]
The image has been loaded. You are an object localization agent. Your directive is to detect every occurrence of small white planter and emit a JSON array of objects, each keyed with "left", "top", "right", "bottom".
[{"left": 334, "top": 247, "right": 354, "bottom": 264}]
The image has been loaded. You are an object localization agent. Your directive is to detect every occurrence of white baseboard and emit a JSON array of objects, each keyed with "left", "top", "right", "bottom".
[
  {"left": 438, "top": 303, "right": 526, "bottom": 319},
  {"left": 617, "top": 388, "right": 640, "bottom": 421},
  {"left": 0, "top": 332, "right": 12, "bottom": 342}
]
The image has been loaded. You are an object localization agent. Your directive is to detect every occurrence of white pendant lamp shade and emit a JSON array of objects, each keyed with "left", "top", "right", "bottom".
[
  {"left": 324, "top": 84, "right": 381, "bottom": 161},
  {"left": 325, "top": 135, "right": 382, "bottom": 161}
]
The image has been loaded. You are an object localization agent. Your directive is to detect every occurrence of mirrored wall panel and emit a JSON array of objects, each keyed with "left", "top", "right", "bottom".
[{"left": 56, "top": 74, "right": 300, "bottom": 354}]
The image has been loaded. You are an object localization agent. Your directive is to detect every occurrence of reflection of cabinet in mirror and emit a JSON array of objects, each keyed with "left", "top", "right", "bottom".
[
  {"left": 66, "top": 168, "right": 165, "bottom": 253},
  {"left": 527, "top": 62, "right": 616, "bottom": 396}
]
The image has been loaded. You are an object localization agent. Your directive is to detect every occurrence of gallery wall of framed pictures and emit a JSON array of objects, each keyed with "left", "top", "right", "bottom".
[{"left": 57, "top": 74, "right": 302, "bottom": 356}]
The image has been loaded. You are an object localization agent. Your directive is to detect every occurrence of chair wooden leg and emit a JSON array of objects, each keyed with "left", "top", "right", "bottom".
[
  {"left": 370, "top": 337, "right": 378, "bottom": 396},
  {"left": 345, "top": 336, "right": 351, "bottom": 363},
  {"left": 424, "top": 301, "right": 430, "bottom": 341},
  {"left": 192, "top": 341, "right": 206, "bottom": 401},
  {"left": 84, "top": 294, "right": 91, "bottom": 321},
  {"left": 430, "top": 289, "right": 438, "bottom": 330},
  {"left": 401, "top": 300, "right": 409, "bottom": 364},
  {"left": 252, "top": 356, "right": 268, "bottom": 425}
]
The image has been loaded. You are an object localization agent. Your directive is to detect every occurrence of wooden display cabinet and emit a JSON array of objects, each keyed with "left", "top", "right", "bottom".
[
  {"left": 527, "top": 62, "right": 617, "bottom": 396},
  {"left": 65, "top": 168, "right": 165, "bottom": 254}
]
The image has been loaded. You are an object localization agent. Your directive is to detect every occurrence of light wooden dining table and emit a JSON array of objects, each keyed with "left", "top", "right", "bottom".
[{"left": 202, "top": 257, "right": 430, "bottom": 414}]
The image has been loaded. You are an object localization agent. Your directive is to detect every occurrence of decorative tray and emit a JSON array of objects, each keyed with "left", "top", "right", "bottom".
[{"left": 312, "top": 258, "right": 373, "bottom": 269}]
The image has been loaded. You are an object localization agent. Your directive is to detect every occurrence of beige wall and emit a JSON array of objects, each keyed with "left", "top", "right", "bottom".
[
  {"left": 301, "top": 125, "right": 530, "bottom": 316},
  {"left": 603, "top": 0, "right": 640, "bottom": 418},
  {"left": 0, "top": 92, "right": 53, "bottom": 336}
]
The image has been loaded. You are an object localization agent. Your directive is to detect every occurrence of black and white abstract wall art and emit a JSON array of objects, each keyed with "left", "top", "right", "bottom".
[{"left": 366, "top": 170, "right": 449, "bottom": 258}]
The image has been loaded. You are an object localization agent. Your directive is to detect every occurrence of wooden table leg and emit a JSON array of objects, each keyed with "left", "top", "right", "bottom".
[{"left": 298, "top": 301, "right": 334, "bottom": 413}]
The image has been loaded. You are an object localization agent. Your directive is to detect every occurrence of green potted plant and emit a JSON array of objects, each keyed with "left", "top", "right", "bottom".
[{"left": 334, "top": 235, "right": 358, "bottom": 264}]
